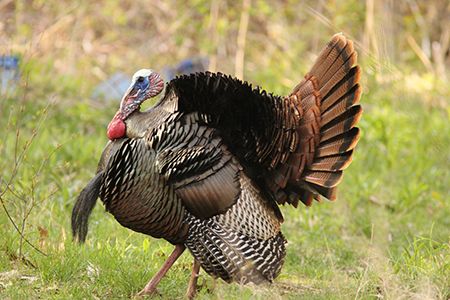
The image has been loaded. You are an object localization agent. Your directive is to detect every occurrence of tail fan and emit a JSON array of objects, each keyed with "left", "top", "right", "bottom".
[{"left": 271, "top": 33, "right": 362, "bottom": 207}]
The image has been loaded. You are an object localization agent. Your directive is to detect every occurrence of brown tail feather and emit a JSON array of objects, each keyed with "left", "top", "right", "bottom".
[
  {"left": 308, "top": 183, "right": 338, "bottom": 201},
  {"left": 302, "top": 170, "right": 343, "bottom": 188},
  {"left": 287, "top": 181, "right": 339, "bottom": 206},
  {"left": 321, "top": 66, "right": 362, "bottom": 112},
  {"left": 315, "top": 45, "right": 356, "bottom": 93},
  {"left": 320, "top": 105, "right": 362, "bottom": 142},
  {"left": 309, "top": 151, "right": 353, "bottom": 171},
  {"left": 321, "top": 84, "right": 362, "bottom": 126},
  {"left": 315, "top": 127, "right": 360, "bottom": 157},
  {"left": 270, "top": 33, "right": 362, "bottom": 207}
]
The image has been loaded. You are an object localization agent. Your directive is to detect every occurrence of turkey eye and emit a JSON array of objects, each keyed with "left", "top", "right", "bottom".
[{"left": 137, "top": 77, "right": 145, "bottom": 83}]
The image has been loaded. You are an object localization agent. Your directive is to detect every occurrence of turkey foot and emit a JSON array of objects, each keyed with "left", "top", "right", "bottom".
[{"left": 136, "top": 244, "right": 186, "bottom": 297}]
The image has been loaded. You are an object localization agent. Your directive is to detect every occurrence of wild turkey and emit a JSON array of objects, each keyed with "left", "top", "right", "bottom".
[{"left": 72, "top": 33, "right": 362, "bottom": 297}]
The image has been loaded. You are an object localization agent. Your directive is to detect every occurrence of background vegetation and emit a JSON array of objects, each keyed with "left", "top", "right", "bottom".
[{"left": 1, "top": 0, "right": 450, "bottom": 299}]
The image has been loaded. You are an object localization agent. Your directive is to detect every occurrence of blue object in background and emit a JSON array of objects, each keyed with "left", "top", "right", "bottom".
[
  {"left": 162, "top": 56, "right": 209, "bottom": 81},
  {"left": 0, "top": 55, "right": 19, "bottom": 95},
  {"left": 91, "top": 71, "right": 131, "bottom": 102}
]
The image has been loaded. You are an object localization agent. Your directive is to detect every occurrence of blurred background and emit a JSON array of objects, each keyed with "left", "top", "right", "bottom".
[
  {"left": 1, "top": 0, "right": 449, "bottom": 99},
  {"left": 1, "top": 0, "right": 450, "bottom": 299}
]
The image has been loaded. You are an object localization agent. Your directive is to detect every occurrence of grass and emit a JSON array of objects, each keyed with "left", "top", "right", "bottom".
[
  {"left": 2, "top": 1, "right": 450, "bottom": 299},
  {"left": 1, "top": 66, "right": 449, "bottom": 300}
]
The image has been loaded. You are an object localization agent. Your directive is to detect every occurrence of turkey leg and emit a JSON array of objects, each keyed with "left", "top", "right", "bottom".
[
  {"left": 137, "top": 244, "right": 186, "bottom": 296},
  {"left": 185, "top": 259, "right": 201, "bottom": 298}
]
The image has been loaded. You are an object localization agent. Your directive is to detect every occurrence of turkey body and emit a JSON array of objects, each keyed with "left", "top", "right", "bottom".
[
  {"left": 72, "top": 33, "right": 362, "bottom": 291},
  {"left": 95, "top": 73, "right": 289, "bottom": 283}
]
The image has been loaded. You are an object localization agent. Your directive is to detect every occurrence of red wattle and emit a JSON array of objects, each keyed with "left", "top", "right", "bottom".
[{"left": 107, "top": 119, "right": 126, "bottom": 140}]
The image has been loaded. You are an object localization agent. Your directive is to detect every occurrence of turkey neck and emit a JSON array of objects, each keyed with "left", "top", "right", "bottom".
[{"left": 124, "top": 105, "right": 174, "bottom": 139}]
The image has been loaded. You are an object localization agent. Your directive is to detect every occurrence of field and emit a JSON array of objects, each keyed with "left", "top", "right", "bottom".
[{"left": 1, "top": 1, "right": 450, "bottom": 299}]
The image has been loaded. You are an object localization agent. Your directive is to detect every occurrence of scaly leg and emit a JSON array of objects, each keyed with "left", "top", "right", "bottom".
[
  {"left": 136, "top": 244, "right": 186, "bottom": 296},
  {"left": 185, "top": 259, "right": 201, "bottom": 298}
]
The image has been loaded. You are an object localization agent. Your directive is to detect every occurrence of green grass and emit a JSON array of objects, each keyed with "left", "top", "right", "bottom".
[
  {"left": 2, "top": 67, "right": 450, "bottom": 300},
  {"left": 2, "top": 1, "right": 450, "bottom": 299}
]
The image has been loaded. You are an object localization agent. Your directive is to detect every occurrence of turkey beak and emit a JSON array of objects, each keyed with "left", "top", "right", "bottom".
[{"left": 120, "top": 85, "right": 143, "bottom": 111}]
